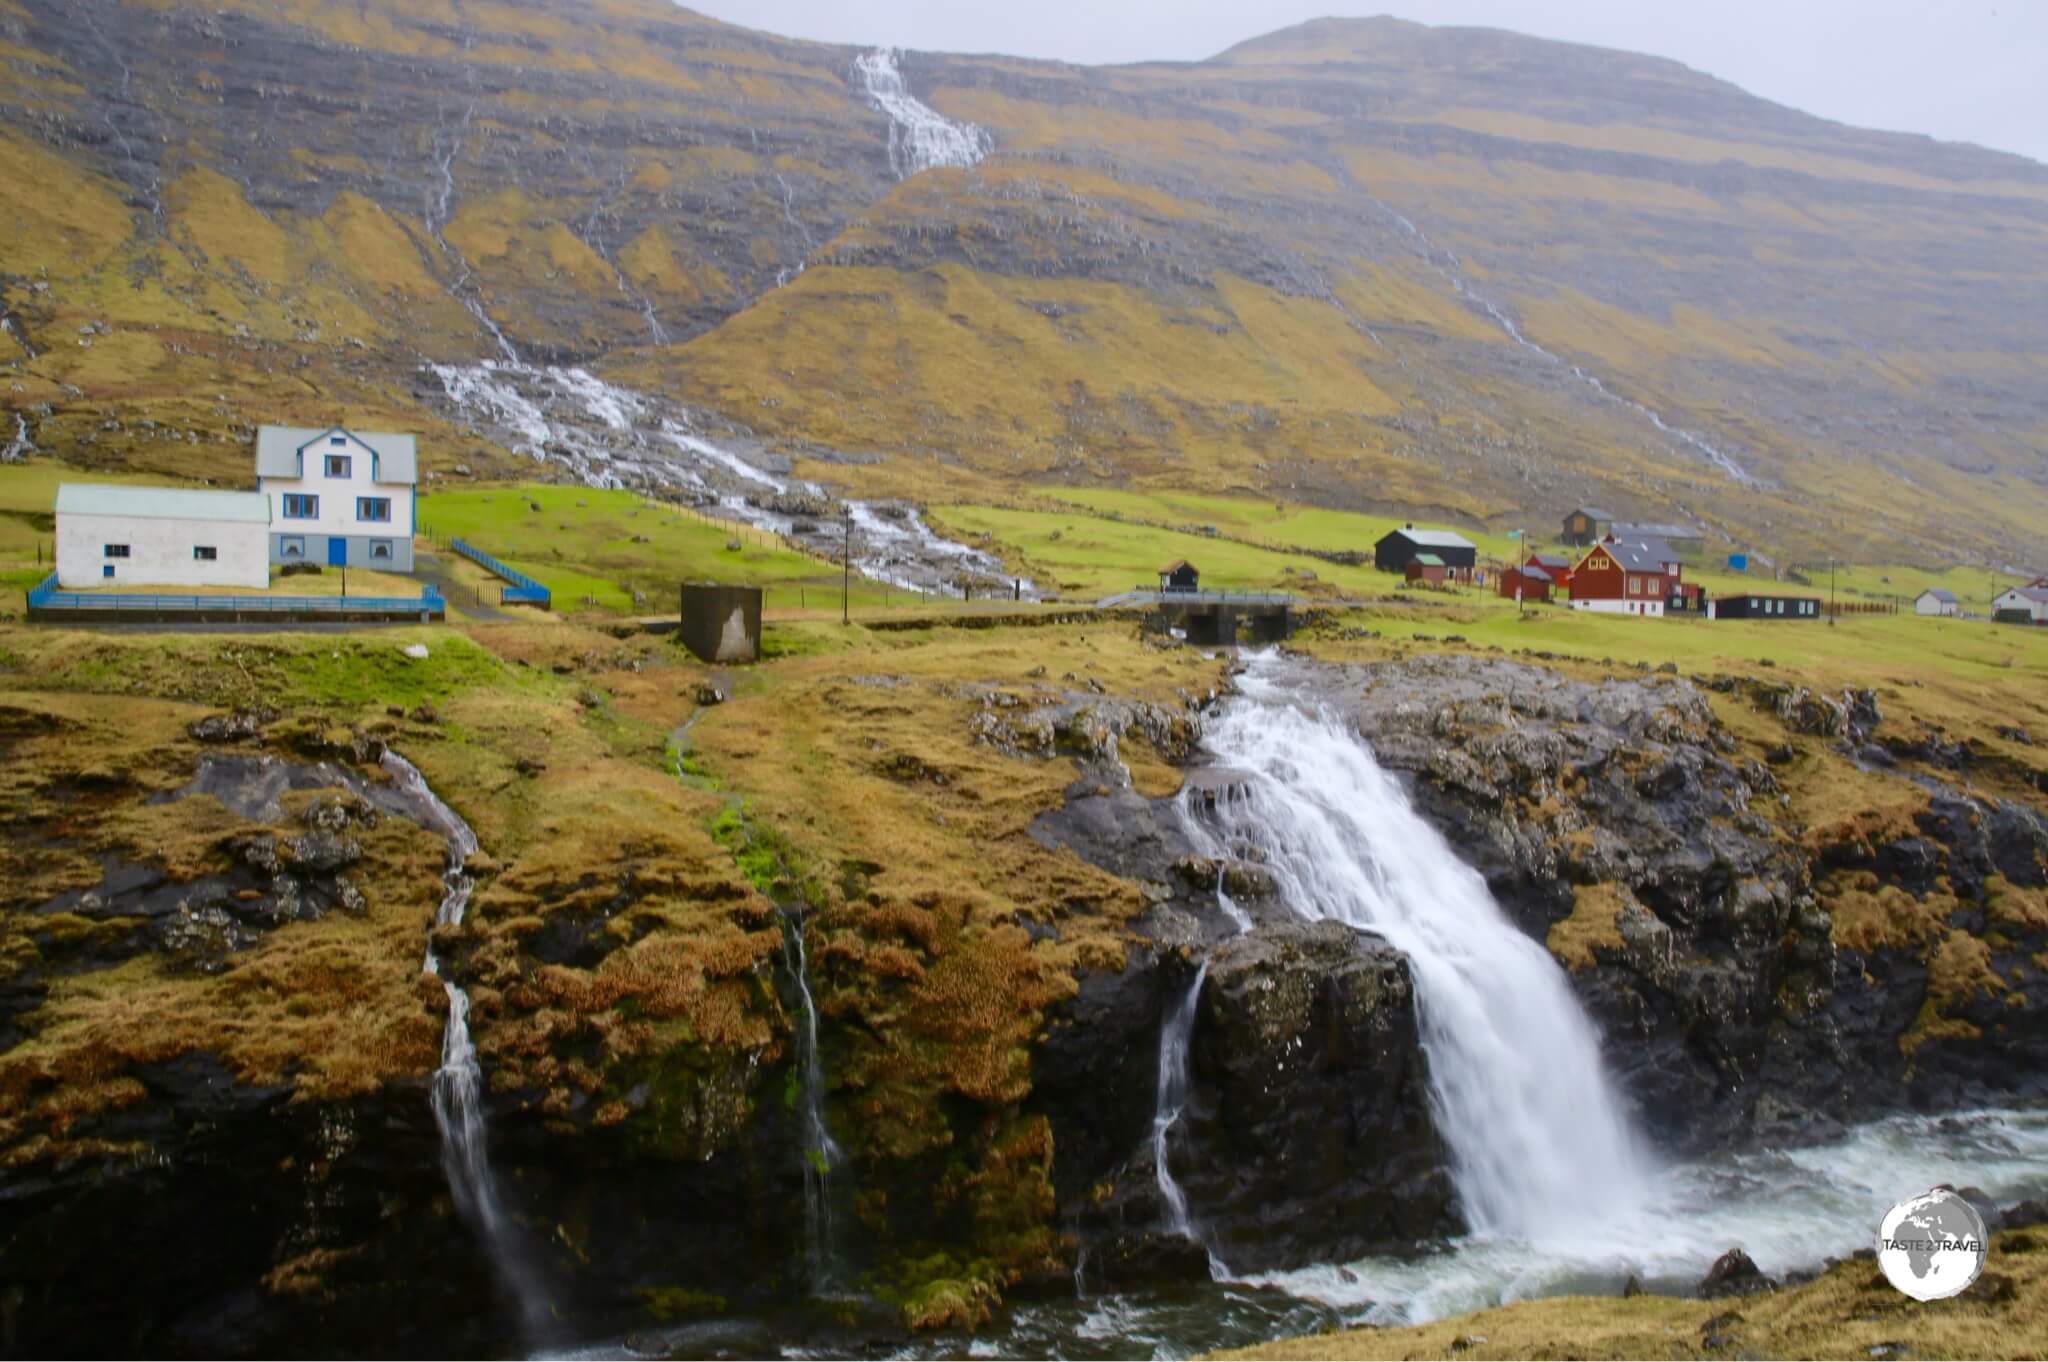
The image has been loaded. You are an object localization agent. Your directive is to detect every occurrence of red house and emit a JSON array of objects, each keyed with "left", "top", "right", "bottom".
[
  {"left": 1500, "top": 563, "right": 1552, "bottom": 603},
  {"left": 1527, "top": 552, "right": 1574, "bottom": 594},
  {"left": 1569, "top": 538, "right": 1679, "bottom": 617}
]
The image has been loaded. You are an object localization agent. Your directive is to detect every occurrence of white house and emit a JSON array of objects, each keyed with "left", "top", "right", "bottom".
[
  {"left": 55, "top": 483, "right": 270, "bottom": 589},
  {"left": 1914, "top": 587, "right": 1961, "bottom": 618},
  {"left": 1992, "top": 586, "right": 2048, "bottom": 624},
  {"left": 254, "top": 425, "right": 417, "bottom": 571}
]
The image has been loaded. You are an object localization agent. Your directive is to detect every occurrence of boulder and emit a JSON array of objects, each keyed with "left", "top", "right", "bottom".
[{"left": 1699, "top": 1247, "right": 1774, "bottom": 1298}]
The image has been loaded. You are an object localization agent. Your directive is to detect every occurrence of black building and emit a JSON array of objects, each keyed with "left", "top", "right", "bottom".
[
  {"left": 1715, "top": 593, "right": 1821, "bottom": 620},
  {"left": 1158, "top": 559, "right": 1200, "bottom": 592},
  {"left": 1374, "top": 525, "right": 1477, "bottom": 576}
]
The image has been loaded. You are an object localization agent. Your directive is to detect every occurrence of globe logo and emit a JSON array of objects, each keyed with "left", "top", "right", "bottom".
[{"left": 1876, "top": 1187, "right": 1988, "bottom": 1301}]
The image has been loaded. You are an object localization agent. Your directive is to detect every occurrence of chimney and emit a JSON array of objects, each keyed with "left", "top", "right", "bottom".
[{"left": 1405, "top": 521, "right": 1414, "bottom": 530}]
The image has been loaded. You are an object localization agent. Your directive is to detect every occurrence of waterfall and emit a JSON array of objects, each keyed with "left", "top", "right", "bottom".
[
  {"left": 381, "top": 753, "right": 553, "bottom": 1338},
  {"left": 777, "top": 906, "right": 846, "bottom": 1293},
  {"left": 1192, "top": 654, "right": 1649, "bottom": 1242},
  {"left": 1150, "top": 959, "right": 1208, "bottom": 1242},
  {"left": 852, "top": 48, "right": 991, "bottom": 178}
]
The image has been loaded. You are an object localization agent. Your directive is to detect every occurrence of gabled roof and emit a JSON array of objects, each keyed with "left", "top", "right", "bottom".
[
  {"left": 1570, "top": 507, "right": 1614, "bottom": 521},
  {"left": 255, "top": 425, "right": 418, "bottom": 484},
  {"left": 1528, "top": 553, "right": 1572, "bottom": 570},
  {"left": 1381, "top": 527, "right": 1474, "bottom": 551},
  {"left": 1515, "top": 564, "right": 1552, "bottom": 583},
  {"left": 56, "top": 482, "right": 271, "bottom": 524},
  {"left": 1160, "top": 559, "right": 1194, "bottom": 574},
  {"left": 1919, "top": 588, "right": 1958, "bottom": 603},
  {"left": 1606, "top": 538, "right": 1677, "bottom": 572},
  {"left": 1410, "top": 553, "right": 1445, "bottom": 567},
  {"left": 2004, "top": 586, "right": 2048, "bottom": 603},
  {"left": 1613, "top": 521, "right": 1699, "bottom": 541}
]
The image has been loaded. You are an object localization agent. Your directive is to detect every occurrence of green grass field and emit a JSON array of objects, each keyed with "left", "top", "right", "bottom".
[
  {"left": 415, "top": 484, "right": 909, "bottom": 614},
  {"left": 1040, "top": 485, "right": 1527, "bottom": 561}
]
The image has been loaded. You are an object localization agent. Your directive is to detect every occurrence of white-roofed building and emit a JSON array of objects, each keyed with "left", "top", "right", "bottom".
[
  {"left": 55, "top": 483, "right": 271, "bottom": 589},
  {"left": 254, "top": 425, "right": 418, "bottom": 571}
]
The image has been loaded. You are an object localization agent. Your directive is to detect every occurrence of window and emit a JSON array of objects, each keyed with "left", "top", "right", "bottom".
[
  {"left": 325, "top": 454, "right": 352, "bottom": 478},
  {"left": 279, "top": 536, "right": 305, "bottom": 559},
  {"left": 282, "top": 494, "right": 318, "bottom": 519},
  {"left": 103, "top": 543, "right": 130, "bottom": 558},
  {"left": 102, "top": 565, "right": 114, "bottom": 579},
  {"left": 369, "top": 540, "right": 393, "bottom": 561},
  {"left": 329, "top": 435, "right": 347, "bottom": 446},
  {"left": 193, "top": 545, "right": 217, "bottom": 562},
  {"left": 355, "top": 496, "right": 392, "bottom": 523}
]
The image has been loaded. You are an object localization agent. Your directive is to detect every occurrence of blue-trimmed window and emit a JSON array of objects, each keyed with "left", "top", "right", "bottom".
[
  {"left": 282, "top": 494, "right": 318, "bottom": 519},
  {"left": 369, "top": 539, "right": 394, "bottom": 561},
  {"left": 356, "top": 497, "right": 392, "bottom": 523},
  {"left": 325, "top": 453, "right": 352, "bottom": 478},
  {"left": 278, "top": 536, "right": 305, "bottom": 559}
]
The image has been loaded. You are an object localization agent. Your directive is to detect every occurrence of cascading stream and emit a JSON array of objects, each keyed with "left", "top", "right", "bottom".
[
  {"left": 778, "top": 906, "right": 847, "bottom": 1294},
  {"left": 1191, "top": 653, "right": 1649, "bottom": 1242},
  {"left": 381, "top": 753, "right": 552, "bottom": 1339}
]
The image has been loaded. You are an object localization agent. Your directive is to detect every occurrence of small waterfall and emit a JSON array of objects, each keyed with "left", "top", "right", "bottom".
[
  {"left": 1193, "top": 653, "right": 1649, "bottom": 1242},
  {"left": 381, "top": 753, "right": 552, "bottom": 1338},
  {"left": 852, "top": 48, "right": 991, "bottom": 178},
  {"left": 776, "top": 906, "right": 846, "bottom": 1293},
  {"left": 1150, "top": 959, "right": 1208, "bottom": 1242}
]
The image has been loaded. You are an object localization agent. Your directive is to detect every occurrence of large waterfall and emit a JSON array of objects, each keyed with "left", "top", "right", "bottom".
[
  {"left": 1191, "top": 654, "right": 1649, "bottom": 1241},
  {"left": 382, "top": 753, "right": 552, "bottom": 1338},
  {"left": 852, "top": 48, "right": 991, "bottom": 178}
]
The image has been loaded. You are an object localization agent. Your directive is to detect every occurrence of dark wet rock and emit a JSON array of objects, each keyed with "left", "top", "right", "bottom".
[
  {"left": 2001, "top": 1197, "right": 2048, "bottom": 1227},
  {"left": 961, "top": 683, "right": 1199, "bottom": 765},
  {"left": 1961, "top": 1271, "right": 2017, "bottom": 1304},
  {"left": 1699, "top": 1248, "right": 1774, "bottom": 1299}
]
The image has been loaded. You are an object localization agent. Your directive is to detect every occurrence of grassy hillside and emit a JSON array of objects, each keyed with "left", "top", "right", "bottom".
[{"left": 2, "top": 0, "right": 2045, "bottom": 575}]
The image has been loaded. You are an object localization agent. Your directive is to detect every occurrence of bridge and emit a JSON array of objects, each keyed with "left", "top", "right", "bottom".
[{"left": 1095, "top": 588, "right": 1298, "bottom": 645}]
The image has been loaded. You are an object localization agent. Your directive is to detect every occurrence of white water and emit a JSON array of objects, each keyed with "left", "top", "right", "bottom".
[
  {"left": 425, "top": 361, "right": 1031, "bottom": 596},
  {"left": 779, "top": 909, "right": 847, "bottom": 1293},
  {"left": 853, "top": 49, "right": 991, "bottom": 178},
  {"left": 381, "top": 752, "right": 551, "bottom": 1339},
  {"left": 2, "top": 412, "right": 30, "bottom": 463},
  {"left": 1151, "top": 960, "right": 1208, "bottom": 1243},
  {"left": 1196, "top": 653, "right": 1649, "bottom": 1240}
]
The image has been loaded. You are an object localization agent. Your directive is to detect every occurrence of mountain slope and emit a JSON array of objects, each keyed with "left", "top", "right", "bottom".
[{"left": 1, "top": 0, "right": 2044, "bottom": 569}]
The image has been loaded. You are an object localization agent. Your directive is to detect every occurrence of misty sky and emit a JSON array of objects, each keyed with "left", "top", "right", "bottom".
[{"left": 681, "top": 0, "right": 2048, "bottom": 165}]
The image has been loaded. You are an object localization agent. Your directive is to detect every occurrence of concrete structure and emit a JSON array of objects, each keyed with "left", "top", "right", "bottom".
[
  {"left": 1915, "top": 588, "right": 1961, "bottom": 618},
  {"left": 255, "top": 425, "right": 417, "bottom": 572},
  {"left": 679, "top": 582, "right": 762, "bottom": 662},
  {"left": 54, "top": 483, "right": 270, "bottom": 589},
  {"left": 1374, "top": 525, "right": 1476, "bottom": 580},
  {"left": 1711, "top": 593, "right": 1822, "bottom": 620},
  {"left": 1992, "top": 586, "right": 2048, "bottom": 625},
  {"left": 1159, "top": 560, "right": 1200, "bottom": 592}
]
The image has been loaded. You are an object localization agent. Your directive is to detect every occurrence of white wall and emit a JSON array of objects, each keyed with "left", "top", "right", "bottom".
[
  {"left": 1571, "top": 597, "right": 1665, "bottom": 617},
  {"left": 1914, "top": 595, "right": 1958, "bottom": 617},
  {"left": 58, "top": 512, "right": 268, "bottom": 589},
  {"left": 1994, "top": 590, "right": 2048, "bottom": 621},
  {"left": 261, "top": 430, "right": 414, "bottom": 537}
]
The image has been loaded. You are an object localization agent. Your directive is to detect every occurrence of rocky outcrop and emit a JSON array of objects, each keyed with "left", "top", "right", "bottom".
[{"left": 1070, "top": 922, "right": 1455, "bottom": 1280}]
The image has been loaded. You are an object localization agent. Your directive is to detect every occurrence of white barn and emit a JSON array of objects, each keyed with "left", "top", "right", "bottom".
[
  {"left": 1992, "top": 586, "right": 2048, "bottom": 624},
  {"left": 254, "top": 425, "right": 417, "bottom": 571},
  {"left": 1914, "top": 588, "right": 1960, "bottom": 617},
  {"left": 55, "top": 484, "right": 271, "bottom": 589}
]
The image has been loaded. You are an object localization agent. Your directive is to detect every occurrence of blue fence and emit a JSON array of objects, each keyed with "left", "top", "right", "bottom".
[
  {"left": 449, "top": 538, "right": 551, "bottom": 607},
  {"left": 26, "top": 573, "right": 443, "bottom": 620}
]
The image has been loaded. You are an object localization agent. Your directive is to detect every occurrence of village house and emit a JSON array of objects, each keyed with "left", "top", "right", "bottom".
[
  {"left": 1712, "top": 593, "right": 1823, "bottom": 620},
  {"left": 54, "top": 484, "right": 271, "bottom": 589},
  {"left": 254, "top": 425, "right": 418, "bottom": 571},
  {"left": 1567, "top": 536, "right": 1678, "bottom": 616},
  {"left": 1499, "top": 561, "right": 1552, "bottom": 603},
  {"left": 1612, "top": 521, "right": 1705, "bottom": 559},
  {"left": 1158, "top": 559, "right": 1200, "bottom": 593},
  {"left": 1374, "top": 524, "right": 1476, "bottom": 582},
  {"left": 1405, "top": 554, "right": 1448, "bottom": 587},
  {"left": 1526, "top": 551, "right": 1574, "bottom": 594},
  {"left": 1914, "top": 588, "right": 1961, "bottom": 618},
  {"left": 1560, "top": 507, "right": 1615, "bottom": 547},
  {"left": 1992, "top": 586, "right": 2048, "bottom": 625}
]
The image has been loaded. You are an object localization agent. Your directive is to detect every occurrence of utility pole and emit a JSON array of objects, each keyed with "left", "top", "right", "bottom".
[{"left": 1829, "top": 557, "right": 1837, "bottom": 626}]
